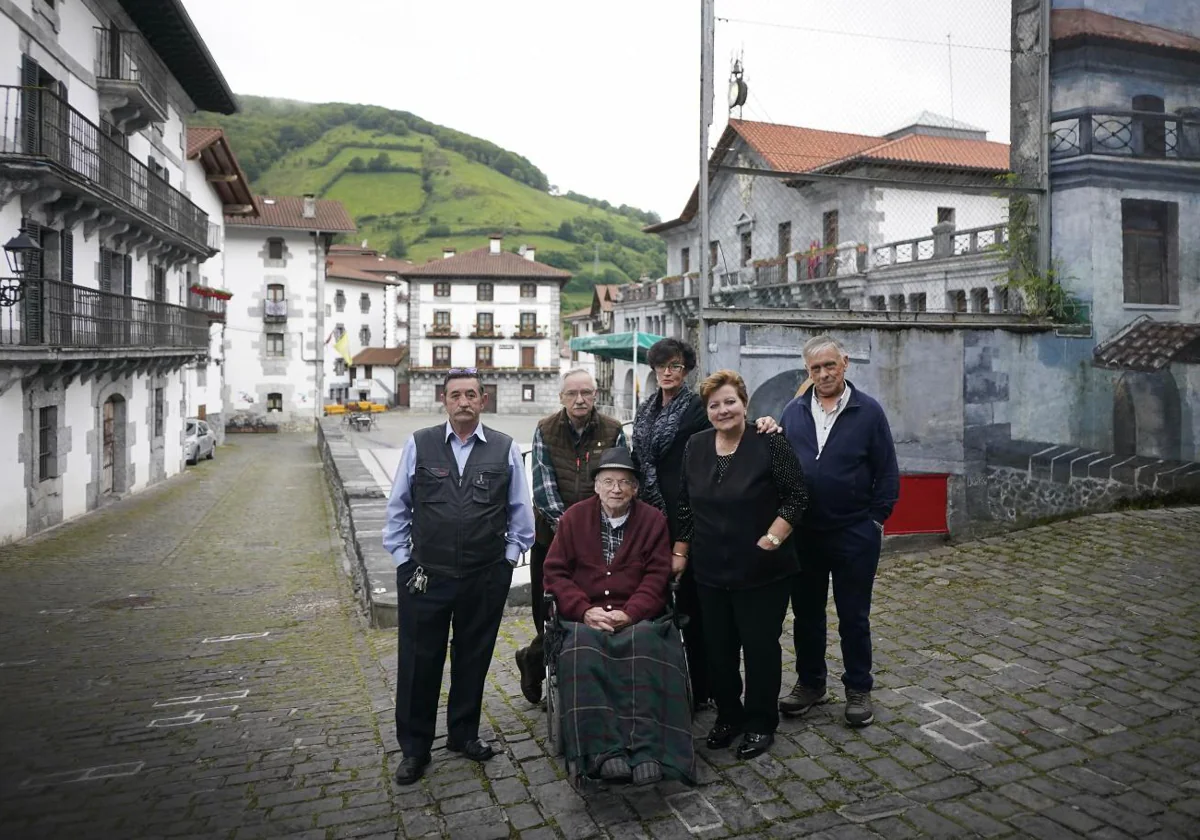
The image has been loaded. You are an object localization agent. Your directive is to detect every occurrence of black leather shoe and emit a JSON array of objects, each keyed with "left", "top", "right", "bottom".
[
  {"left": 736, "top": 732, "right": 774, "bottom": 760},
  {"left": 705, "top": 722, "right": 742, "bottom": 750},
  {"left": 516, "top": 647, "right": 543, "bottom": 705},
  {"left": 446, "top": 738, "right": 495, "bottom": 762},
  {"left": 394, "top": 754, "right": 430, "bottom": 786}
]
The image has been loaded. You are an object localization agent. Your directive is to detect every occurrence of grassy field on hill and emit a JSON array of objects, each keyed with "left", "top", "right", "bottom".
[{"left": 196, "top": 97, "right": 666, "bottom": 305}]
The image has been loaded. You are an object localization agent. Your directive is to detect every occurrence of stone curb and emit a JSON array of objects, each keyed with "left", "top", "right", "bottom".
[{"left": 317, "top": 419, "right": 397, "bottom": 628}]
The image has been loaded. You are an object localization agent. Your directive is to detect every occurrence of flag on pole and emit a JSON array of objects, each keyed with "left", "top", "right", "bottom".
[{"left": 333, "top": 332, "right": 352, "bottom": 366}]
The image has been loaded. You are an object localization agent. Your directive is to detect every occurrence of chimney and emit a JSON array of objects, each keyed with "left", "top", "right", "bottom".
[
  {"left": 488, "top": 235, "right": 502, "bottom": 255},
  {"left": 442, "top": 247, "right": 456, "bottom": 259},
  {"left": 302, "top": 194, "right": 316, "bottom": 219},
  {"left": 524, "top": 246, "right": 536, "bottom": 262}
]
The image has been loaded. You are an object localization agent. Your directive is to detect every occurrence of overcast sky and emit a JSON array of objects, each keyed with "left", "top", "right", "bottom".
[{"left": 180, "top": 0, "right": 1012, "bottom": 219}]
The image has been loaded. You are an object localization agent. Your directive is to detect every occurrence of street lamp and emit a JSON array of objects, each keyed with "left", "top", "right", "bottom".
[{"left": 2, "top": 231, "right": 42, "bottom": 307}]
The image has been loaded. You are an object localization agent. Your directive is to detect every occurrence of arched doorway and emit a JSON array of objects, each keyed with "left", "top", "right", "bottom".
[
  {"left": 102, "top": 395, "right": 127, "bottom": 495},
  {"left": 748, "top": 368, "right": 809, "bottom": 423},
  {"left": 1113, "top": 371, "right": 1181, "bottom": 460},
  {"left": 622, "top": 368, "right": 634, "bottom": 410}
]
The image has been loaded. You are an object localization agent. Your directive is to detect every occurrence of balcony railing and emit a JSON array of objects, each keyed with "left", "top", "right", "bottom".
[
  {"left": 207, "top": 222, "right": 221, "bottom": 251},
  {"left": 754, "top": 260, "right": 789, "bottom": 287},
  {"left": 511, "top": 326, "right": 546, "bottom": 339},
  {"left": 470, "top": 326, "right": 497, "bottom": 338},
  {"left": 619, "top": 284, "right": 656, "bottom": 303},
  {"left": 94, "top": 28, "right": 169, "bottom": 125},
  {"left": 663, "top": 280, "right": 685, "bottom": 300},
  {"left": 1050, "top": 107, "right": 1200, "bottom": 162},
  {"left": 0, "top": 85, "right": 210, "bottom": 250},
  {"left": 425, "top": 324, "right": 459, "bottom": 338},
  {"left": 871, "top": 226, "right": 1006, "bottom": 269},
  {"left": 263, "top": 299, "right": 288, "bottom": 322},
  {"left": 1, "top": 276, "right": 208, "bottom": 350},
  {"left": 187, "top": 290, "right": 227, "bottom": 321}
]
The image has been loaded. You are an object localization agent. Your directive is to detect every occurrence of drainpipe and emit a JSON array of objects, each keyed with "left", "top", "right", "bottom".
[{"left": 312, "top": 230, "right": 325, "bottom": 421}]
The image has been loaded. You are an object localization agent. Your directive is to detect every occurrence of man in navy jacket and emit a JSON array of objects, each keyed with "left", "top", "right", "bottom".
[{"left": 778, "top": 335, "right": 899, "bottom": 727}]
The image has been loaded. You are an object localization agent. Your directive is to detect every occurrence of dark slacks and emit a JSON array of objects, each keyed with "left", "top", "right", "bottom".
[
  {"left": 395, "top": 561, "right": 513, "bottom": 758},
  {"left": 524, "top": 540, "right": 550, "bottom": 672},
  {"left": 696, "top": 578, "right": 791, "bottom": 735},
  {"left": 676, "top": 565, "right": 711, "bottom": 706},
  {"left": 791, "top": 519, "right": 882, "bottom": 693}
]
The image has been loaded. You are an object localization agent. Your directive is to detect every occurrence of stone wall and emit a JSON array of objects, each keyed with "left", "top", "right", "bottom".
[{"left": 316, "top": 419, "right": 397, "bottom": 628}]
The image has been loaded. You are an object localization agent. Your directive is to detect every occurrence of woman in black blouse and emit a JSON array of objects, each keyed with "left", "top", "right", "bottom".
[{"left": 674, "top": 370, "right": 808, "bottom": 759}]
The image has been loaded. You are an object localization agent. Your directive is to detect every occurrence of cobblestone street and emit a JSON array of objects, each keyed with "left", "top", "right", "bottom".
[{"left": 2, "top": 435, "right": 1200, "bottom": 839}]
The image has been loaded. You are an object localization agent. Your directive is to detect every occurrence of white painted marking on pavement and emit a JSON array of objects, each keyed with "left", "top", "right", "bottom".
[
  {"left": 664, "top": 791, "right": 724, "bottom": 833},
  {"left": 201, "top": 632, "right": 270, "bottom": 643},
  {"left": 38, "top": 608, "right": 74, "bottom": 615},
  {"left": 153, "top": 690, "right": 250, "bottom": 707},
  {"left": 21, "top": 762, "right": 144, "bottom": 788},
  {"left": 0, "top": 659, "right": 38, "bottom": 667},
  {"left": 149, "top": 704, "right": 239, "bottom": 728}
]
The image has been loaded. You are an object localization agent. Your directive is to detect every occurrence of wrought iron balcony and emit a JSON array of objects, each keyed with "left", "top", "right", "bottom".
[
  {"left": 263, "top": 299, "right": 288, "bottom": 323},
  {"left": 1050, "top": 107, "right": 1200, "bottom": 162},
  {"left": 187, "top": 288, "right": 228, "bottom": 321},
  {"left": 1, "top": 276, "right": 208, "bottom": 351},
  {"left": 0, "top": 85, "right": 210, "bottom": 253},
  {"left": 470, "top": 325, "right": 497, "bottom": 338},
  {"left": 425, "top": 324, "right": 459, "bottom": 338},
  {"left": 94, "top": 28, "right": 169, "bottom": 130}
]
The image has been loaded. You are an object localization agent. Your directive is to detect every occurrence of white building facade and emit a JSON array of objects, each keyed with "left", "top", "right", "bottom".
[
  {"left": 406, "top": 237, "right": 567, "bottom": 414},
  {"left": 222, "top": 195, "right": 356, "bottom": 428},
  {"left": 0, "top": 0, "right": 237, "bottom": 540},
  {"left": 324, "top": 245, "right": 410, "bottom": 406}
]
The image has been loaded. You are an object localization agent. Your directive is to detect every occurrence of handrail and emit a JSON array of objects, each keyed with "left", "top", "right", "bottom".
[{"left": 0, "top": 85, "right": 209, "bottom": 249}]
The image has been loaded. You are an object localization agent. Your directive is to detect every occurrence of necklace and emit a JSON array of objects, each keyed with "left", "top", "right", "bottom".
[{"left": 715, "top": 437, "right": 740, "bottom": 457}]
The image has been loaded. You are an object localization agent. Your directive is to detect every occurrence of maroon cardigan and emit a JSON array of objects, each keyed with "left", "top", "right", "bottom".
[{"left": 542, "top": 496, "right": 672, "bottom": 623}]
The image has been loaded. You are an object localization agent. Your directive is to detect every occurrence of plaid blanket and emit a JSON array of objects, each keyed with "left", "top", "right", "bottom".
[{"left": 554, "top": 617, "right": 696, "bottom": 784}]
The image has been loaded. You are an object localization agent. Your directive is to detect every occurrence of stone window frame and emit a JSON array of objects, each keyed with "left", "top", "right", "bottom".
[
  {"left": 262, "top": 237, "right": 291, "bottom": 269},
  {"left": 334, "top": 358, "right": 347, "bottom": 376},
  {"left": 266, "top": 392, "right": 283, "bottom": 413},
  {"left": 359, "top": 292, "right": 371, "bottom": 313},
  {"left": 265, "top": 332, "right": 286, "bottom": 358},
  {"left": 522, "top": 384, "right": 536, "bottom": 402},
  {"left": 334, "top": 289, "right": 346, "bottom": 311}
]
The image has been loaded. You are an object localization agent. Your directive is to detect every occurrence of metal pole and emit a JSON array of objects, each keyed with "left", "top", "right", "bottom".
[
  {"left": 1038, "top": 0, "right": 1052, "bottom": 278},
  {"left": 698, "top": 0, "right": 714, "bottom": 372},
  {"left": 633, "top": 326, "right": 640, "bottom": 406}
]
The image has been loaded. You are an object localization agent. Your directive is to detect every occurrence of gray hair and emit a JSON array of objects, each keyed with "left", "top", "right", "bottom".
[
  {"left": 802, "top": 335, "right": 848, "bottom": 363},
  {"left": 560, "top": 369, "right": 596, "bottom": 390}
]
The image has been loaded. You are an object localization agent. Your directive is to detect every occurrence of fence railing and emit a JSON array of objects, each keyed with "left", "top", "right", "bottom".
[
  {"left": 0, "top": 85, "right": 209, "bottom": 249},
  {"left": 93, "top": 28, "right": 169, "bottom": 120},
  {"left": 1050, "top": 107, "right": 1200, "bottom": 162},
  {"left": 187, "top": 290, "right": 227, "bottom": 321},
  {"left": 1, "top": 276, "right": 209, "bottom": 349},
  {"left": 872, "top": 225, "right": 1007, "bottom": 269},
  {"left": 754, "top": 260, "right": 789, "bottom": 286}
]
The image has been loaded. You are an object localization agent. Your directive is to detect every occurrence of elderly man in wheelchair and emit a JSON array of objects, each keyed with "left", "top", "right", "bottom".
[{"left": 541, "top": 446, "right": 696, "bottom": 787}]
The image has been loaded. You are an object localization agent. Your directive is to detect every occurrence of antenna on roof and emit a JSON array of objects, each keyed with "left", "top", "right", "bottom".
[{"left": 729, "top": 54, "right": 748, "bottom": 119}]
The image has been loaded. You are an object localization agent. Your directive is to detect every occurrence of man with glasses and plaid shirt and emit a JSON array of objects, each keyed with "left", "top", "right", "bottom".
[{"left": 514, "top": 369, "right": 626, "bottom": 706}]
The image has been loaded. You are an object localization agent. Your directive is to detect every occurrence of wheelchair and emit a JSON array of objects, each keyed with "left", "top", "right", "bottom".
[{"left": 542, "top": 579, "right": 692, "bottom": 786}]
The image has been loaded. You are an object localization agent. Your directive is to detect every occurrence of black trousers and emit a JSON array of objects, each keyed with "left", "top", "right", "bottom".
[
  {"left": 524, "top": 540, "right": 550, "bottom": 672},
  {"left": 676, "top": 565, "right": 710, "bottom": 706},
  {"left": 696, "top": 578, "right": 791, "bottom": 735},
  {"left": 790, "top": 519, "right": 882, "bottom": 693},
  {"left": 395, "top": 561, "right": 513, "bottom": 758}
]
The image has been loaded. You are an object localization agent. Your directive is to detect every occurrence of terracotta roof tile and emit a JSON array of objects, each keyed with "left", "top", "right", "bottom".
[
  {"left": 328, "top": 253, "right": 414, "bottom": 274},
  {"left": 647, "top": 118, "right": 1010, "bottom": 232},
  {"left": 327, "top": 265, "right": 402, "bottom": 285},
  {"left": 816, "top": 133, "right": 1011, "bottom": 173},
  {"left": 186, "top": 126, "right": 223, "bottom": 159},
  {"left": 564, "top": 306, "right": 593, "bottom": 320},
  {"left": 1052, "top": 8, "right": 1200, "bottom": 54},
  {"left": 351, "top": 347, "right": 408, "bottom": 367},
  {"left": 594, "top": 284, "right": 620, "bottom": 312},
  {"left": 1093, "top": 317, "right": 1200, "bottom": 372},
  {"left": 402, "top": 247, "right": 571, "bottom": 279},
  {"left": 227, "top": 195, "right": 356, "bottom": 232}
]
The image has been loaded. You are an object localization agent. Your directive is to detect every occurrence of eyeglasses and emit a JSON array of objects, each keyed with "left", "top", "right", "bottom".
[
  {"left": 654, "top": 362, "right": 685, "bottom": 373},
  {"left": 597, "top": 477, "right": 635, "bottom": 490},
  {"left": 562, "top": 389, "right": 596, "bottom": 400}
]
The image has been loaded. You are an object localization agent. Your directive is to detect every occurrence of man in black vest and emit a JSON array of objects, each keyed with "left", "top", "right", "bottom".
[
  {"left": 515, "top": 369, "right": 625, "bottom": 705},
  {"left": 383, "top": 369, "right": 535, "bottom": 785}
]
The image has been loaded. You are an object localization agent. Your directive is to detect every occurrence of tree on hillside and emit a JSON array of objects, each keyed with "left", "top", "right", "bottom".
[
  {"left": 368, "top": 152, "right": 391, "bottom": 171},
  {"left": 348, "top": 156, "right": 366, "bottom": 172},
  {"left": 387, "top": 235, "right": 407, "bottom": 258},
  {"left": 556, "top": 220, "right": 576, "bottom": 243}
]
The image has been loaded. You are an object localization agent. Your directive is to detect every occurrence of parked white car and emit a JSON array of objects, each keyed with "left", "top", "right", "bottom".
[{"left": 185, "top": 418, "right": 216, "bottom": 465}]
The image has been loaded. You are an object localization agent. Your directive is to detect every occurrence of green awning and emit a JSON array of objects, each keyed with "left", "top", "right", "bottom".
[{"left": 568, "top": 331, "right": 665, "bottom": 363}]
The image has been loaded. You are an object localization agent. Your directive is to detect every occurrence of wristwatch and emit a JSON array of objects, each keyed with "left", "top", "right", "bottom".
[{"left": 764, "top": 533, "right": 781, "bottom": 547}]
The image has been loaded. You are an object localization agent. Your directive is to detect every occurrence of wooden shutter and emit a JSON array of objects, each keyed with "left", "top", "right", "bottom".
[
  {"left": 98, "top": 248, "right": 112, "bottom": 293},
  {"left": 123, "top": 254, "right": 133, "bottom": 295},
  {"left": 21, "top": 218, "right": 43, "bottom": 343},
  {"left": 60, "top": 229, "right": 73, "bottom": 284},
  {"left": 21, "top": 55, "right": 39, "bottom": 155}
]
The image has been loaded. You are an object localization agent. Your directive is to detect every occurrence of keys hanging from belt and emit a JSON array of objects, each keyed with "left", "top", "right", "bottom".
[{"left": 406, "top": 565, "right": 428, "bottom": 595}]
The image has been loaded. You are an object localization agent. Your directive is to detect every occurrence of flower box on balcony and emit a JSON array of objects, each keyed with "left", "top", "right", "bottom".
[
  {"left": 190, "top": 285, "right": 233, "bottom": 301},
  {"left": 752, "top": 256, "right": 788, "bottom": 268}
]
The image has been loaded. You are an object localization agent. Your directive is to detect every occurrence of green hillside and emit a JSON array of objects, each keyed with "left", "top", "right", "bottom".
[{"left": 194, "top": 96, "right": 667, "bottom": 299}]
